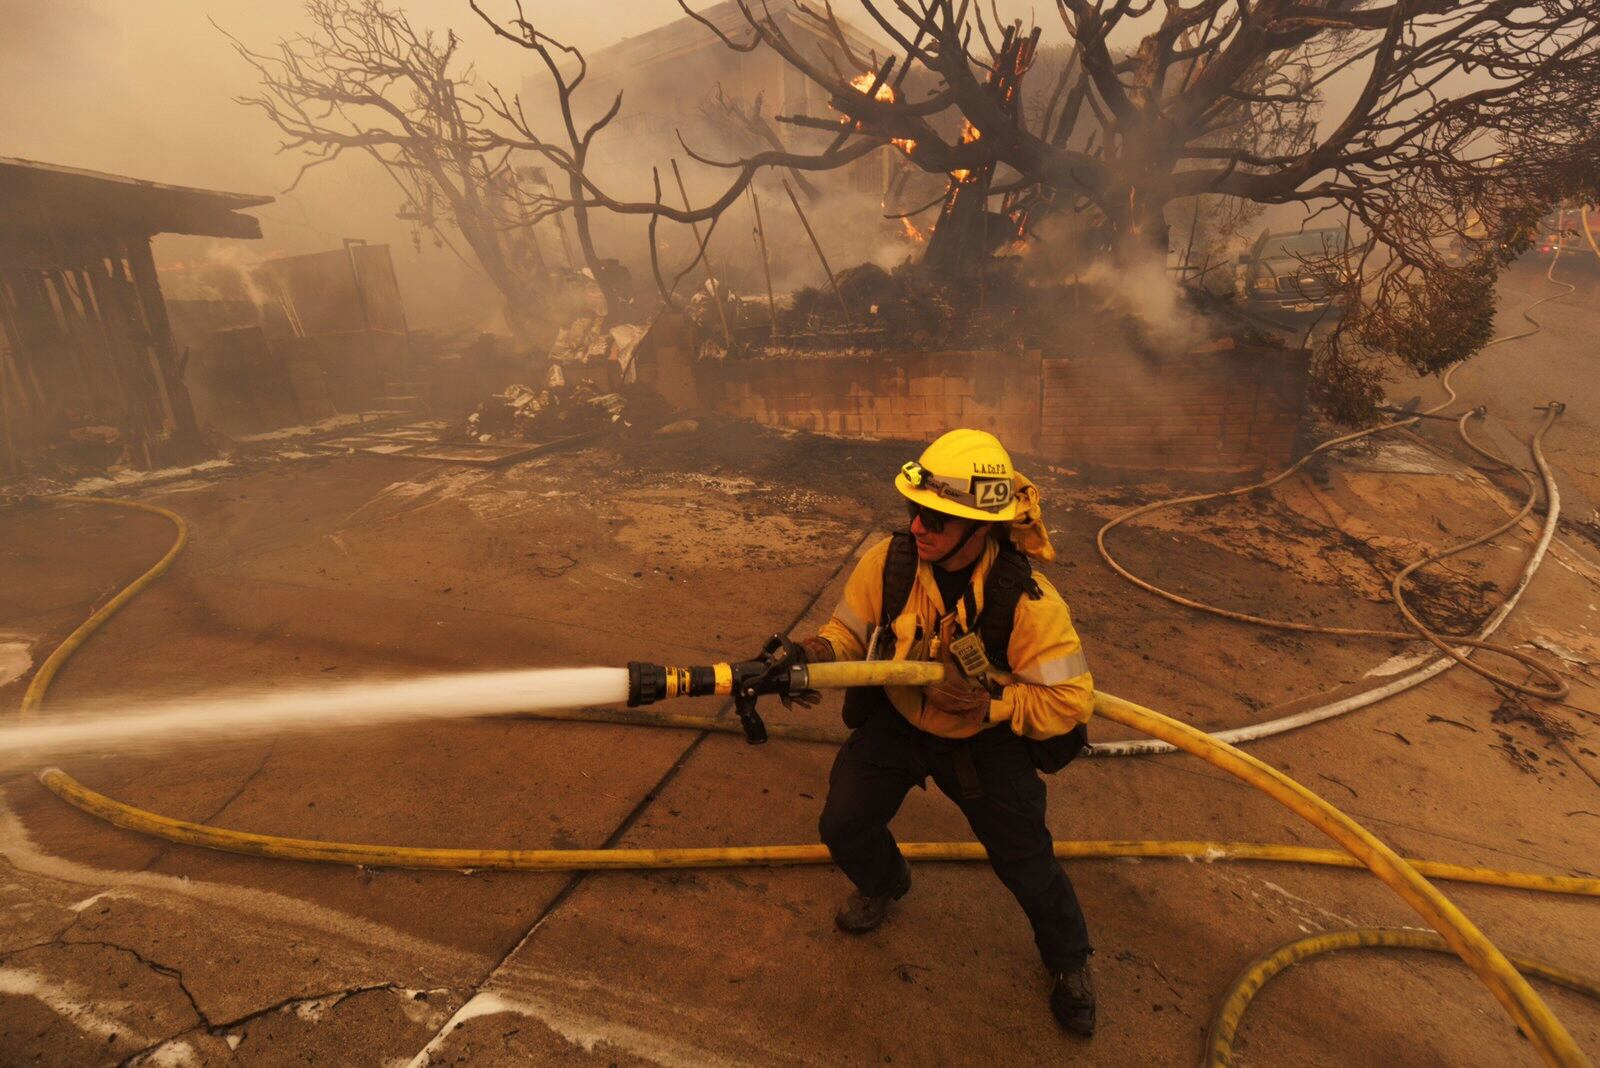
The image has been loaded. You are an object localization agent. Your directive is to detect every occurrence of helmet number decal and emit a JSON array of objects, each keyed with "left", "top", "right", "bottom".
[{"left": 971, "top": 477, "right": 1012, "bottom": 511}]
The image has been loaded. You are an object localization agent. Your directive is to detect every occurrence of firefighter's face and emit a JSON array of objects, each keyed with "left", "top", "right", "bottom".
[{"left": 910, "top": 507, "right": 976, "bottom": 564}]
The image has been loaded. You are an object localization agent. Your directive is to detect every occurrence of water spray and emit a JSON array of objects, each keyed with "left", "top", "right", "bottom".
[{"left": 0, "top": 667, "right": 631, "bottom": 759}]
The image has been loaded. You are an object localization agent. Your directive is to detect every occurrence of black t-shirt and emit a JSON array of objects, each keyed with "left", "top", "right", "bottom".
[{"left": 932, "top": 559, "right": 978, "bottom": 620}]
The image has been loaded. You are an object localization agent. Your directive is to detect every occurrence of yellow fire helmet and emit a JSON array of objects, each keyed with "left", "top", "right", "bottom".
[{"left": 895, "top": 428, "right": 1018, "bottom": 522}]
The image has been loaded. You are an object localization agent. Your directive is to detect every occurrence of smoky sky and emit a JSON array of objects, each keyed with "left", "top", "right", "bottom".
[
  {"left": 0, "top": 2, "right": 1278, "bottom": 329},
  {"left": 0, "top": 1, "right": 704, "bottom": 328},
  {"left": 0, "top": 0, "right": 1056, "bottom": 189},
  {"left": 0, "top": 1, "right": 679, "bottom": 186}
]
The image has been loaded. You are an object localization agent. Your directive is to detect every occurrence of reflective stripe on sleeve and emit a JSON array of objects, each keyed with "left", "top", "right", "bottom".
[
  {"left": 833, "top": 600, "right": 869, "bottom": 644},
  {"left": 1016, "top": 649, "right": 1090, "bottom": 686}
]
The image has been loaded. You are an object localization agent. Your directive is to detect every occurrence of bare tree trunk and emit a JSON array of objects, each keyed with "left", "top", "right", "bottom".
[
  {"left": 1129, "top": 191, "right": 1172, "bottom": 258},
  {"left": 566, "top": 169, "right": 622, "bottom": 317}
]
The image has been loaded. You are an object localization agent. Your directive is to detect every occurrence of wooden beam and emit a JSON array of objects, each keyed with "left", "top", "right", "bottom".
[
  {"left": 783, "top": 179, "right": 851, "bottom": 323},
  {"left": 126, "top": 236, "right": 202, "bottom": 448},
  {"left": 748, "top": 184, "right": 778, "bottom": 340}
]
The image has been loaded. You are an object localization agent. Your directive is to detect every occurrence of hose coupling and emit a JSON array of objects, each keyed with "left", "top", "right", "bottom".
[
  {"left": 625, "top": 660, "right": 779, "bottom": 745},
  {"left": 626, "top": 662, "right": 719, "bottom": 706},
  {"left": 787, "top": 664, "right": 812, "bottom": 693}
]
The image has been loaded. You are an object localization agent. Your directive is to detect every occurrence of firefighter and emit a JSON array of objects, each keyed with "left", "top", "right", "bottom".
[{"left": 780, "top": 428, "right": 1098, "bottom": 1036}]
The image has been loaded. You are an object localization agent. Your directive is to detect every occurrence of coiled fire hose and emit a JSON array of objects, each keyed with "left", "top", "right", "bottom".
[
  {"left": 1094, "top": 283, "right": 1577, "bottom": 757},
  {"left": 1098, "top": 385, "right": 1567, "bottom": 702},
  {"left": 1205, "top": 927, "right": 1600, "bottom": 1067}
]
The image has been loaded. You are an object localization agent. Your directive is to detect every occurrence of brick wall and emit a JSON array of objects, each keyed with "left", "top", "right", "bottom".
[
  {"left": 707, "top": 349, "right": 1044, "bottom": 449},
  {"left": 676, "top": 328, "right": 1309, "bottom": 476},
  {"left": 1040, "top": 340, "right": 1308, "bottom": 475}
]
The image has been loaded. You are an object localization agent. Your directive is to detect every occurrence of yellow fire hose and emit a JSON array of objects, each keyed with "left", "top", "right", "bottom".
[
  {"left": 14, "top": 494, "right": 1600, "bottom": 1066},
  {"left": 19, "top": 496, "right": 188, "bottom": 718},
  {"left": 1205, "top": 927, "right": 1600, "bottom": 1067},
  {"left": 34, "top": 767, "right": 1600, "bottom": 896},
  {"left": 1097, "top": 384, "right": 1569, "bottom": 701}
]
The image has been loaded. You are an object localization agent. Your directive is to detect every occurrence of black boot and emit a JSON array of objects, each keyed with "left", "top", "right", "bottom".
[
  {"left": 1050, "top": 961, "right": 1096, "bottom": 1037},
  {"left": 833, "top": 866, "right": 911, "bottom": 934}
]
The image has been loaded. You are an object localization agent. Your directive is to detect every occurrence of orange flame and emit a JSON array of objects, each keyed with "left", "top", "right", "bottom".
[
  {"left": 892, "top": 138, "right": 916, "bottom": 154},
  {"left": 900, "top": 217, "right": 925, "bottom": 244},
  {"left": 848, "top": 72, "right": 896, "bottom": 103},
  {"left": 948, "top": 121, "right": 981, "bottom": 181}
]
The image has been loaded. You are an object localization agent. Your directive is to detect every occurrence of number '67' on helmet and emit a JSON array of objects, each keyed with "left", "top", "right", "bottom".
[{"left": 894, "top": 428, "right": 1018, "bottom": 523}]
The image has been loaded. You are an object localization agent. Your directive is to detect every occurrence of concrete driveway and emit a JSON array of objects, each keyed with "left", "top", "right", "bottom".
[{"left": 2, "top": 376, "right": 1598, "bottom": 1063}]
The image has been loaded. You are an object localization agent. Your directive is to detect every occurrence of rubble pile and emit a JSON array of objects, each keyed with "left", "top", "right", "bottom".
[
  {"left": 465, "top": 379, "right": 628, "bottom": 443},
  {"left": 684, "top": 259, "right": 1083, "bottom": 359},
  {"left": 548, "top": 315, "right": 647, "bottom": 379},
  {"left": 460, "top": 306, "right": 675, "bottom": 444}
]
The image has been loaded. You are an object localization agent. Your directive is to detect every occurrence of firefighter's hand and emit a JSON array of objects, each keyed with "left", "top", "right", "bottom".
[
  {"left": 799, "top": 637, "right": 836, "bottom": 664},
  {"left": 781, "top": 687, "right": 823, "bottom": 712},
  {"left": 756, "top": 635, "right": 833, "bottom": 669},
  {"left": 756, "top": 634, "right": 803, "bottom": 669},
  {"left": 756, "top": 635, "right": 829, "bottom": 711},
  {"left": 924, "top": 670, "right": 992, "bottom": 721}
]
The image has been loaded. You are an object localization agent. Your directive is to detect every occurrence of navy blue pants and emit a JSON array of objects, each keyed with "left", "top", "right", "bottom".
[{"left": 818, "top": 708, "right": 1093, "bottom": 972}]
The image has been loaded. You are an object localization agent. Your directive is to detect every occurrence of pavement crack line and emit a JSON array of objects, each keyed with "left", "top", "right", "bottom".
[
  {"left": 1, "top": 930, "right": 222, "bottom": 1066},
  {"left": 114, "top": 981, "right": 407, "bottom": 1067},
  {"left": 210, "top": 981, "right": 400, "bottom": 1033},
  {"left": 141, "top": 740, "right": 279, "bottom": 875},
  {"left": 0, "top": 937, "right": 71, "bottom": 962},
  {"left": 57, "top": 936, "right": 213, "bottom": 1032},
  {"left": 205, "top": 740, "right": 279, "bottom": 823},
  {"left": 402, "top": 526, "right": 876, "bottom": 1066},
  {"left": 1552, "top": 735, "right": 1600, "bottom": 792}
]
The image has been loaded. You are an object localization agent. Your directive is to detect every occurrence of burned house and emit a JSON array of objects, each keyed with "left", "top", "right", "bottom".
[
  {"left": 163, "top": 241, "right": 417, "bottom": 436},
  {"left": 0, "top": 157, "right": 271, "bottom": 470}
]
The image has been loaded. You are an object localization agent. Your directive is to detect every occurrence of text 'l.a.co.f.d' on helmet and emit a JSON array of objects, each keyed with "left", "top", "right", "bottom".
[{"left": 894, "top": 429, "right": 1018, "bottom": 523}]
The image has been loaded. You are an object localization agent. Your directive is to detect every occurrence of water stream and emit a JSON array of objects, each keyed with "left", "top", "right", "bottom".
[{"left": 0, "top": 667, "right": 631, "bottom": 762}]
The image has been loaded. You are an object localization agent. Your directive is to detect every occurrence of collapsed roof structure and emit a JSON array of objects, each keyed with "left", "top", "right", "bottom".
[{"left": 0, "top": 157, "right": 272, "bottom": 467}]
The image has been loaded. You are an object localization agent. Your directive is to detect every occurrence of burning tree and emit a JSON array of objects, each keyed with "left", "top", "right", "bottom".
[
  {"left": 224, "top": 0, "right": 590, "bottom": 340},
  {"left": 474, "top": 0, "right": 1600, "bottom": 417}
]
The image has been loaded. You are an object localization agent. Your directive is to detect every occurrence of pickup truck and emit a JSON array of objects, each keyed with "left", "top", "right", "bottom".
[{"left": 1237, "top": 227, "right": 1349, "bottom": 323}]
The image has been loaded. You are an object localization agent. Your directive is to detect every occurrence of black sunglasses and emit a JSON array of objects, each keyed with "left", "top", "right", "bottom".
[{"left": 905, "top": 500, "right": 952, "bottom": 532}]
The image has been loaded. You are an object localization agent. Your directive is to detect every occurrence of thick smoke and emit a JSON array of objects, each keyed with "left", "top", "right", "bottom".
[
  {"left": 0, "top": 1, "right": 671, "bottom": 334},
  {"left": 0, "top": 1, "right": 1190, "bottom": 336}
]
